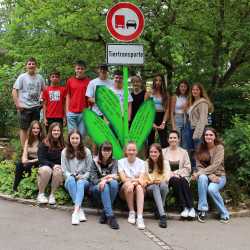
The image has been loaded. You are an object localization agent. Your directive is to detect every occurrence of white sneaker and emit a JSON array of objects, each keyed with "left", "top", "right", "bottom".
[
  {"left": 72, "top": 211, "right": 80, "bottom": 225},
  {"left": 180, "top": 207, "right": 189, "bottom": 218},
  {"left": 37, "top": 193, "right": 48, "bottom": 204},
  {"left": 48, "top": 194, "right": 56, "bottom": 205},
  {"left": 79, "top": 209, "right": 87, "bottom": 222},
  {"left": 188, "top": 208, "right": 196, "bottom": 218},
  {"left": 136, "top": 217, "right": 145, "bottom": 230},
  {"left": 128, "top": 211, "right": 136, "bottom": 224}
]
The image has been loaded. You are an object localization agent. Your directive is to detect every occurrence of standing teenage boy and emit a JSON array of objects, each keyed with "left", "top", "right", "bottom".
[
  {"left": 66, "top": 60, "right": 90, "bottom": 136},
  {"left": 12, "top": 57, "right": 45, "bottom": 147},
  {"left": 42, "top": 71, "right": 66, "bottom": 132},
  {"left": 110, "top": 70, "right": 133, "bottom": 121},
  {"left": 86, "top": 64, "right": 113, "bottom": 117}
]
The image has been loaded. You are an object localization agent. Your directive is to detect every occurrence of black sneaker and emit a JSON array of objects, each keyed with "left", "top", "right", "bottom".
[
  {"left": 159, "top": 215, "right": 167, "bottom": 228},
  {"left": 107, "top": 215, "right": 120, "bottom": 230},
  {"left": 220, "top": 217, "right": 229, "bottom": 224},
  {"left": 153, "top": 207, "right": 160, "bottom": 219},
  {"left": 99, "top": 211, "right": 107, "bottom": 224},
  {"left": 198, "top": 211, "right": 207, "bottom": 223}
]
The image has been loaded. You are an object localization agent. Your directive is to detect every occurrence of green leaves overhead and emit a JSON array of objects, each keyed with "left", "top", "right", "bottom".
[
  {"left": 96, "top": 86, "right": 124, "bottom": 146},
  {"left": 129, "top": 99, "right": 156, "bottom": 150},
  {"left": 84, "top": 87, "right": 156, "bottom": 157},
  {"left": 82, "top": 109, "right": 123, "bottom": 159}
]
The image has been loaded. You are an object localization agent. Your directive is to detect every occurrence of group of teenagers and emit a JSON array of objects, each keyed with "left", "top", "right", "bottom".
[{"left": 11, "top": 57, "right": 230, "bottom": 230}]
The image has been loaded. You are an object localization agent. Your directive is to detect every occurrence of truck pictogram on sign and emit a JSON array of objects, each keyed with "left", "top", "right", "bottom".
[{"left": 106, "top": 2, "right": 144, "bottom": 42}]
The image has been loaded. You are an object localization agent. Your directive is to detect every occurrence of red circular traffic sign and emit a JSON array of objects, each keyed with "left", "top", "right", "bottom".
[{"left": 106, "top": 2, "right": 144, "bottom": 42}]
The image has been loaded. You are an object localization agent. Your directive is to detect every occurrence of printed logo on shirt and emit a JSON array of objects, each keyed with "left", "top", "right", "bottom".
[
  {"left": 49, "top": 91, "right": 60, "bottom": 101},
  {"left": 27, "top": 82, "right": 40, "bottom": 102}
]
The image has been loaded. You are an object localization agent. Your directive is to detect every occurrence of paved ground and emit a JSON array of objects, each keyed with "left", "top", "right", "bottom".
[{"left": 0, "top": 199, "right": 249, "bottom": 250}]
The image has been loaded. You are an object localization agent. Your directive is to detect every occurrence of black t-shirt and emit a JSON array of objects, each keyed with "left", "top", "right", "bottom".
[
  {"left": 131, "top": 90, "right": 146, "bottom": 121},
  {"left": 100, "top": 163, "right": 111, "bottom": 177}
]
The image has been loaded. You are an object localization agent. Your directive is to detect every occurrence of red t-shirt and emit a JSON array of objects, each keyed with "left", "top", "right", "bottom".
[
  {"left": 42, "top": 85, "right": 66, "bottom": 118},
  {"left": 66, "top": 76, "right": 90, "bottom": 113}
]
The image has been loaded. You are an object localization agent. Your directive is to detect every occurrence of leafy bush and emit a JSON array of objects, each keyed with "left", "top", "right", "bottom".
[
  {"left": 0, "top": 160, "right": 71, "bottom": 205},
  {"left": 223, "top": 116, "right": 250, "bottom": 204},
  {"left": 212, "top": 85, "right": 250, "bottom": 132},
  {"left": 0, "top": 64, "right": 22, "bottom": 136}
]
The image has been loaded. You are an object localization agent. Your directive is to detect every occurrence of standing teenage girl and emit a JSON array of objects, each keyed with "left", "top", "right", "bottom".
[
  {"left": 185, "top": 83, "right": 213, "bottom": 170},
  {"left": 171, "top": 80, "right": 189, "bottom": 146},
  {"left": 130, "top": 76, "right": 146, "bottom": 125},
  {"left": 145, "top": 74, "right": 170, "bottom": 149}
]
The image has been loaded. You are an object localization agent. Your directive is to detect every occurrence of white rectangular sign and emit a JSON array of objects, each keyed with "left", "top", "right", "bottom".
[{"left": 106, "top": 44, "right": 144, "bottom": 65}]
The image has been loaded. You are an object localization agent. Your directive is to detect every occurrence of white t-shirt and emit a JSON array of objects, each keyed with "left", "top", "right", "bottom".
[
  {"left": 85, "top": 77, "right": 113, "bottom": 116},
  {"left": 118, "top": 157, "right": 145, "bottom": 178},
  {"left": 109, "top": 86, "right": 133, "bottom": 114},
  {"left": 13, "top": 72, "right": 45, "bottom": 108}
]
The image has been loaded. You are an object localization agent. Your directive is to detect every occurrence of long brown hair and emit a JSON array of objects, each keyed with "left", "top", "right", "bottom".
[
  {"left": 152, "top": 74, "right": 169, "bottom": 109},
  {"left": 148, "top": 143, "right": 164, "bottom": 175},
  {"left": 98, "top": 141, "right": 113, "bottom": 165},
  {"left": 27, "top": 120, "right": 44, "bottom": 146},
  {"left": 196, "top": 127, "right": 223, "bottom": 163},
  {"left": 44, "top": 122, "right": 64, "bottom": 150},
  {"left": 175, "top": 80, "right": 189, "bottom": 97},
  {"left": 66, "top": 129, "right": 86, "bottom": 160},
  {"left": 189, "top": 83, "right": 213, "bottom": 112}
]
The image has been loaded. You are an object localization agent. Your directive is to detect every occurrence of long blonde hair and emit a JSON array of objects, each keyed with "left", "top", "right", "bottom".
[{"left": 188, "top": 83, "right": 213, "bottom": 112}]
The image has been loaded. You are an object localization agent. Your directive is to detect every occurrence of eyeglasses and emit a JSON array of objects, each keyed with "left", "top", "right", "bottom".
[{"left": 115, "top": 76, "right": 123, "bottom": 79}]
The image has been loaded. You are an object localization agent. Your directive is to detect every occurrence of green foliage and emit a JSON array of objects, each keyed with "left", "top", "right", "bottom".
[
  {"left": 83, "top": 109, "right": 124, "bottom": 159},
  {"left": 96, "top": 86, "right": 124, "bottom": 145},
  {"left": 0, "top": 160, "right": 71, "bottom": 205},
  {"left": 223, "top": 116, "right": 250, "bottom": 202},
  {"left": 0, "top": 64, "right": 23, "bottom": 136},
  {"left": 212, "top": 84, "right": 250, "bottom": 132},
  {"left": 129, "top": 99, "right": 156, "bottom": 150},
  {"left": 0, "top": 0, "right": 249, "bottom": 87},
  {"left": 0, "top": 160, "right": 15, "bottom": 194},
  {"left": 84, "top": 86, "right": 155, "bottom": 158}
]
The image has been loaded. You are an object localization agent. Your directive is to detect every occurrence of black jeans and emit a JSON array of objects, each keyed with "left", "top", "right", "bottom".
[
  {"left": 46, "top": 118, "right": 63, "bottom": 133},
  {"left": 169, "top": 176, "right": 193, "bottom": 210},
  {"left": 13, "top": 161, "right": 39, "bottom": 191},
  {"left": 148, "top": 111, "right": 168, "bottom": 149}
]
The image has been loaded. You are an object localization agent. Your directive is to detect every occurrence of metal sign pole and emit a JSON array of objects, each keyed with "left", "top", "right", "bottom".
[{"left": 123, "top": 65, "right": 129, "bottom": 146}]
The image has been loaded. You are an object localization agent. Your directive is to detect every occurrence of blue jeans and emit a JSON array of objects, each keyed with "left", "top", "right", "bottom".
[
  {"left": 146, "top": 182, "right": 169, "bottom": 216},
  {"left": 198, "top": 175, "right": 229, "bottom": 219},
  {"left": 91, "top": 180, "right": 119, "bottom": 217},
  {"left": 65, "top": 176, "right": 89, "bottom": 207},
  {"left": 66, "top": 112, "right": 85, "bottom": 136},
  {"left": 175, "top": 114, "right": 185, "bottom": 146}
]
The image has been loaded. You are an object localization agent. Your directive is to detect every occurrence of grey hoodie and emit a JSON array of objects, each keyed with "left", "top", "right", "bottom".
[{"left": 61, "top": 147, "right": 93, "bottom": 180}]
